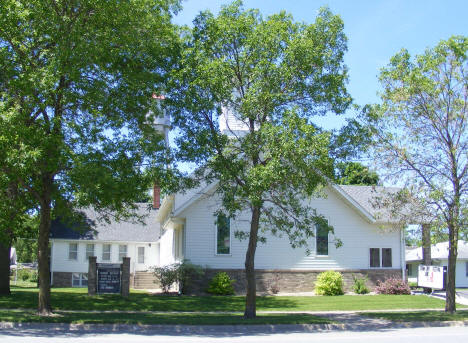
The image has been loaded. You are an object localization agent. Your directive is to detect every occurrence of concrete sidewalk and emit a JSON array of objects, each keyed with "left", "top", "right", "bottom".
[{"left": 0, "top": 311, "right": 467, "bottom": 336}]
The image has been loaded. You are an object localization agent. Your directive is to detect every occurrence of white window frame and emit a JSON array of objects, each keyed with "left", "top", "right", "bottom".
[
  {"left": 174, "top": 228, "right": 184, "bottom": 260},
  {"left": 85, "top": 243, "right": 95, "bottom": 260},
  {"left": 369, "top": 247, "right": 393, "bottom": 268},
  {"left": 137, "top": 246, "right": 145, "bottom": 264},
  {"left": 315, "top": 219, "right": 329, "bottom": 256},
  {"left": 118, "top": 245, "right": 127, "bottom": 262},
  {"left": 215, "top": 214, "right": 231, "bottom": 256},
  {"left": 72, "top": 273, "right": 88, "bottom": 287},
  {"left": 369, "top": 247, "right": 381, "bottom": 268},
  {"left": 102, "top": 244, "right": 111, "bottom": 261},
  {"left": 68, "top": 243, "right": 78, "bottom": 260}
]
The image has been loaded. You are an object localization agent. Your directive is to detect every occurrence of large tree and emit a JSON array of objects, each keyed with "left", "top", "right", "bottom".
[
  {"left": 334, "top": 161, "right": 379, "bottom": 186},
  {"left": 168, "top": 1, "right": 350, "bottom": 318},
  {"left": 0, "top": 0, "right": 180, "bottom": 314},
  {"left": 365, "top": 36, "right": 467, "bottom": 313}
]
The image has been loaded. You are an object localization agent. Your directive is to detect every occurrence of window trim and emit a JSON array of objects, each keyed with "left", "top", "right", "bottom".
[
  {"left": 85, "top": 243, "right": 95, "bottom": 261},
  {"left": 102, "top": 244, "right": 111, "bottom": 261},
  {"left": 369, "top": 247, "right": 393, "bottom": 269},
  {"left": 68, "top": 243, "right": 78, "bottom": 261},
  {"left": 382, "top": 247, "right": 392, "bottom": 268},
  {"left": 315, "top": 219, "right": 329, "bottom": 257},
  {"left": 72, "top": 273, "right": 88, "bottom": 287},
  {"left": 215, "top": 214, "right": 231, "bottom": 256},
  {"left": 137, "top": 246, "right": 145, "bottom": 264},
  {"left": 118, "top": 245, "right": 127, "bottom": 262}
]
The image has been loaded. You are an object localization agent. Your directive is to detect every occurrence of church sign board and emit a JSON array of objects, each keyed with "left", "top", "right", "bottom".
[{"left": 97, "top": 263, "right": 121, "bottom": 294}]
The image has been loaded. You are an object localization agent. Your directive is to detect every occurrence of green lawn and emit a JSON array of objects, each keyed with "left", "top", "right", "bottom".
[
  {"left": 0, "top": 310, "right": 331, "bottom": 325},
  {"left": 361, "top": 310, "right": 468, "bottom": 322},
  {"left": 2, "top": 286, "right": 464, "bottom": 313}
]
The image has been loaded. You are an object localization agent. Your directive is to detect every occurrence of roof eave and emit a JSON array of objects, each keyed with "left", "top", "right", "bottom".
[{"left": 331, "top": 185, "right": 377, "bottom": 224}]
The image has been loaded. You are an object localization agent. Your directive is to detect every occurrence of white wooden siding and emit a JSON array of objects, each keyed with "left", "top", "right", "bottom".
[
  {"left": 182, "top": 187, "right": 402, "bottom": 270},
  {"left": 437, "top": 259, "right": 468, "bottom": 287},
  {"left": 50, "top": 240, "right": 159, "bottom": 276},
  {"left": 159, "top": 228, "right": 175, "bottom": 266}
]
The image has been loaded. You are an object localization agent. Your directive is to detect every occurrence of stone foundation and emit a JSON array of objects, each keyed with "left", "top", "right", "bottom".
[
  {"left": 53, "top": 271, "right": 137, "bottom": 288},
  {"left": 52, "top": 272, "right": 72, "bottom": 287},
  {"left": 187, "top": 269, "right": 403, "bottom": 294}
]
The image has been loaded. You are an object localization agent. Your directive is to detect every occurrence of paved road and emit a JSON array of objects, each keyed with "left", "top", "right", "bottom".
[{"left": 1, "top": 326, "right": 467, "bottom": 343}]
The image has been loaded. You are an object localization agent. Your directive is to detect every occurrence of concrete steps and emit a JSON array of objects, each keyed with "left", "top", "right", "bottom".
[{"left": 133, "top": 271, "right": 160, "bottom": 289}]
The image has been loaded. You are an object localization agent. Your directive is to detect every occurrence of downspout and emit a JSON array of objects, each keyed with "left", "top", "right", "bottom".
[{"left": 401, "top": 228, "right": 406, "bottom": 281}]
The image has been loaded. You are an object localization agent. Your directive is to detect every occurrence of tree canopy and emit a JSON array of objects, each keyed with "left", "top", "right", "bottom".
[
  {"left": 365, "top": 36, "right": 467, "bottom": 313},
  {"left": 0, "top": 0, "right": 180, "bottom": 314},
  {"left": 167, "top": 1, "right": 351, "bottom": 318},
  {"left": 334, "top": 161, "right": 379, "bottom": 186}
]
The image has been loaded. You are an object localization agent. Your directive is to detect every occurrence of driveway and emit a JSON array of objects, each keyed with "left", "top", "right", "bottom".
[{"left": 430, "top": 289, "right": 468, "bottom": 306}]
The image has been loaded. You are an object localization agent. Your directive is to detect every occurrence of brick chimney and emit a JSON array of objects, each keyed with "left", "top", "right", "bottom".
[{"left": 153, "top": 184, "right": 160, "bottom": 209}]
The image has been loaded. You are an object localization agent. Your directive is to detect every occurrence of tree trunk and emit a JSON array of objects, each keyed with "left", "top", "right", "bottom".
[
  {"left": 421, "top": 223, "right": 432, "bottom": 293},
  {"left": 445, "top": 223, "right": 458, "bottom": 313},
  {"left": 244, "top": 205, "right": 261, "bottom": 319},
  {"left": 0, "top": 241, "right": 11, "bottom": 295},
  {"left": 37, "top": 180, "right": 53, "bottom": 315},
  {"left": 421, "top": 223, "right": 431, "bottom": 266}
]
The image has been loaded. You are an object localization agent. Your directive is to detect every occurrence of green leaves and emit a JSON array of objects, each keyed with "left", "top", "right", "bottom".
[
  {"left": 168, "top": 1, "right": 350, "bottom": 248},
  {"left": 0, "top": 0, "right": 181, "bottom": 214},
  {"left": 364, "top": 36, "right": 467, "bottom": 312},
  {"left": 0, "top": 0, "right": 182, "bottom": 311}
]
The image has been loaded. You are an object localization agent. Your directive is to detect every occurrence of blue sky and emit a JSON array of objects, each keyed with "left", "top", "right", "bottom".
[{"left": 173, "top": 0, "right": 468, "bottom": 130}]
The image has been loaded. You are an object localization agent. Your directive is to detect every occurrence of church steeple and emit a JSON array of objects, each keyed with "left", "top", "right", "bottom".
[
  {"left": 219, "top": 106, "right": 251, "bottom": 136},
  {"left": 149, "top": 94, "right": 171, "bottom": 147}
]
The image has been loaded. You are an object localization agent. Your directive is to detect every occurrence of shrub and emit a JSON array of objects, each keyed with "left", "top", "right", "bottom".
[
  {"left": 17, "top": 268, "right": 31, "bottom": 281},
  {"left": 29, "top": 270, "right": 39, "bottom": 283},
  {"left": 352, "top": 275, "right": 369, "bottom": 294},
  {"left": 315, "top": 271, "right": 344, "bottom": 296},
  {"left": 207, "top": 272, "right": 235, "bottom": 295},
  {"left": 408, "top": 281, "right": 418, "bottom": 289},
  {"left": 267, "top": 273, "right": 280, "bottom": 294},
  {"left": 152, "top": 264, "right": 178, "bottom": 293},
  {"left": 375, "top": 278, "right": 411, "bottom": 295},
  {"left": 176, "top": 260, "right": 205, "bottom": 294},
  {"left": 152, "top": 260, "right": 204, "bottom": 294}
]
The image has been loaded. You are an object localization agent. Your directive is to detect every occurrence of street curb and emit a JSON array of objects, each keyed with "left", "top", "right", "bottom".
[{"left": 1, "top": 320, "right": 467, "bottom": 335}]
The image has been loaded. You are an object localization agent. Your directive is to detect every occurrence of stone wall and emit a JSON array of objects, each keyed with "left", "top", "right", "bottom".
[
  {"left": 187, "top": 269, "right": 402, "bottom": 294},
  {"left": 52, "top": 272, "right": 72, "bottom": 287},
  {"left": 53, "top": 269, "right": 134, "bottom": 291}
]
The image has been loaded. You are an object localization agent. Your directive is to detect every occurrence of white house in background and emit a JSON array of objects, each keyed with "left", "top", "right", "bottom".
[
  {"left": 49, "top": 204, "right": 160, "bottom": 288},
  {"left": 10, "top": 247, "right": 16, "bottom": 266},
  {"left": 406, "top": 241, "right": 468, "bottom": 287},
  {"left": 157, "top": 183, "right": 407, "bottom": 292}
]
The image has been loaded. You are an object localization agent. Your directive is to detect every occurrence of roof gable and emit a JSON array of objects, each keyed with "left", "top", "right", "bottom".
[{"left": 163, "top": 182, "right": 400, "bottom": 224}]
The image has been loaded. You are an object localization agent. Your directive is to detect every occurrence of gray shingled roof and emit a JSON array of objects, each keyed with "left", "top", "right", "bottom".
[
  {"left": 337, "top": 185, "right": 401, "bottom": 222},
  {"left": 50, "top": 204, "right": 160, "bottom": 242}
]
